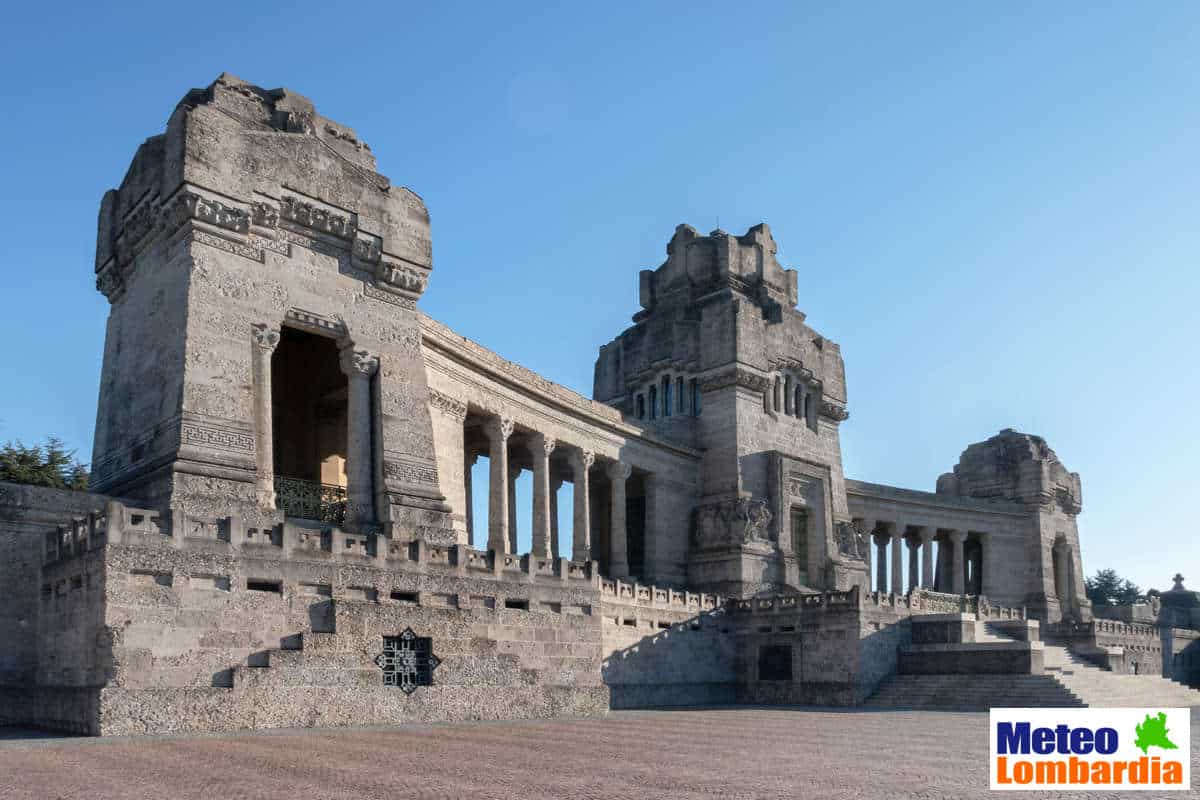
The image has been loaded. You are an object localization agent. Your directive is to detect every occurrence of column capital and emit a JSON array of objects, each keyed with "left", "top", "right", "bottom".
[
  {"left": 573, "top": 447, "right": 596, "bottom": 470},
  {"left": 531, "top": 432, "right": 556, "bottom": 457},
  {"left": 251, "top": 323, "right": 280, "bottom": 352},
  {"left": 917, "top": 526, "right": 935, "bottom": 543},
  {"left": 948, "top": 530, "right": 968, "bottom": 544},
  {"left": 890, "top": 521, "right": 906, "bottom": 539},
  {"left": 607, "top": 460, "right": 631, "bottom": 481},
  {"left": 338, "top": 345, "right": 379, "bottom": 377},
  {"left": 485, "top": 416, "right": 515, "bottom": 443}
]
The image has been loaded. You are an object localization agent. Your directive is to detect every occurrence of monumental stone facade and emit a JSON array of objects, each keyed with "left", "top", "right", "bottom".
[{"left": 5, "top": 73, "right": 1176, "bottom": 736}]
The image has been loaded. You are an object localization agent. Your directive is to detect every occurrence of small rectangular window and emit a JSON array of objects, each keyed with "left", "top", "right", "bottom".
[
  {"left": 391, "top": 590, "right": 419, "bottom": 604},
  {"left": 247, "top": 579, "right": 282, "bottom": 594},
  {"left": 662, "top": 376, "right": 672, "bottom": 417},
  {"left": 504, "top": 598, "right": 529, "bottom": 611},
  {"left": 758, "top": 645, "right": 793, "bottom": 681}
]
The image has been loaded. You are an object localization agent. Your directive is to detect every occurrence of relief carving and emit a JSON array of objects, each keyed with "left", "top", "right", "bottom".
[
  {"left": 692, "top": 498, "right": 774, "bottom": 551},
  {"left": 428, "top": 389, "right": 468, "bottom": 420}
]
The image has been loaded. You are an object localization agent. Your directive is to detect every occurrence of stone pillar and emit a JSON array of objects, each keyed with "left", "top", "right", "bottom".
[
  {"left": 572, "top": 449, "right": 594, "bottom": 562},
  {"left": 919, "top": 527, "right": 935, "bottom": 589},
  {"left": 890, "top": 523, "right": 904, "bottom": 595},
  {"left": 530, "top": 433, "right": 555, "bottom": 559},
  {"left": 978, "top": 532, "right": 992, "bottom": 598},
  {"left": 485, "top": 417, "right": 513, "bottom": 554},
  {"left": 907, "top": 536, "right": 920, "bottom": 594},
  {"left": 550, "top": 477, "right": 562, "bottom": 559},
  {"left": 773, "top": 377, "right": 782, "bottom": 412},
  {"left": 464, "top": 452, "right": 477, "bottom": 545},
  {"left": 608, "top": 461, "right": 631, "bottom": 578},
  {"left": 250, "top": 323, "right": 280, "bottom": 509},
  {"left": 784, "top": 375, "right": 794, "bottom": 415},
  {"left": 507, "top": 465, "right": 519, "bottom": 555},
  {"left": 1054, "top": 539, "right": 1073, "bottom": 617},
  {"left": 339, "top": 345, "right": 379, "bottom": 529},
  {"left": 949, "top": 530, "right": 967, "bottom": 596},
  {"left": 874, "top": 533, "right": 888, "bottom": 592}
]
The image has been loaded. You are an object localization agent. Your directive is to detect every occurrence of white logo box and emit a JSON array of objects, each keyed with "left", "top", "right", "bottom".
[{"left": 989, "top": 708, "right": 1191, "bottom": 791}]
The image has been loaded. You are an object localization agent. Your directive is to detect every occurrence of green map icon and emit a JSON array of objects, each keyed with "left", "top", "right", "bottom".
[{"left": 1134, "top": 712, "right": 1180, "bottom": 754}]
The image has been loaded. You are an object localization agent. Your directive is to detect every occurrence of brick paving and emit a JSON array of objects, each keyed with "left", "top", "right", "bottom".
[{"left": 1, "top": 709, "right": 1196, "bottom": 799}]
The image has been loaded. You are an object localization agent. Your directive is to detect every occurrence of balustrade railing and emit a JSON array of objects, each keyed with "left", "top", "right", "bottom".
[{"left": 275, "top": 476, "right": 347, "bottom": 524}]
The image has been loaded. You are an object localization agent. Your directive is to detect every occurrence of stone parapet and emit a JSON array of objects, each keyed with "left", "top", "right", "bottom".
[{"left": 599, "top": 578, "right": 722, "bottom": 614}]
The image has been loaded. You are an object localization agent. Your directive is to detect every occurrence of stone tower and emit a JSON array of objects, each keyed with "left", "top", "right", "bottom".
[
  {"left": 594, "top": 224, "right": 866, "bottom": 596},
  {"left": 89, "top": 73, "right": 451, "bottom": 539},
  {"left": 937, "top": 429, "right": 1091, "bottom": 621}
]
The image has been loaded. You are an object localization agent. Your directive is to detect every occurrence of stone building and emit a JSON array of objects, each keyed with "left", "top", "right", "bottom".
[{"left": 5, "top": 74, "right": 1191, "bottom": 736}]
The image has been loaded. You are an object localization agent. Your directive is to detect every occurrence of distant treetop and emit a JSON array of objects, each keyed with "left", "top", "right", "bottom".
[{"left": 0, "top": 437, "right": 90, "bottom": 491}]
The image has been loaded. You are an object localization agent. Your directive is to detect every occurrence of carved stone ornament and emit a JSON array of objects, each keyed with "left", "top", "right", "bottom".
[
  {"left": 487, "top": 417, "right": 515, "bottom": 442},
  {"left": 607, "top": 461, "right": 632, "bottom": 481},
  {"left": 251, "top": 201, "right": 279, "bottom": 229},
  {"left": 280, "top": 195, "right": 355, "bottom": 239},
  {"left": 835, "top": 520, "right": 868, "bottom": 561},
  {"left": 427, "top": 389, "right": 468, "bottom": 420},
  {"left": 339, "top": 347, "right": 379, "bottom": 377},
  {"left": 692, "top": 498, "right": 775, "bottom": 551},
  {"left": 251, "top": 323, "right": 280, "bottom": 352},
  {"left": 376, "top": 260, "right": 429, "bottom": 297},
  {"left": 819, "top": 400, "right": 849, "bottom": 422},
  {"left": 165, "top": 191, "right": 250, "bottom": 235},
  {"left": 575, "top": 448, "right": 596, "bottom": 470}
]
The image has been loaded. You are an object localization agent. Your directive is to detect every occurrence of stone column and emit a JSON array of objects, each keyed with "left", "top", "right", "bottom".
[
  {"left": 572, "top": 449, "right": 594, "bottom": 561},
  {"left": 874, "top": 533, "right": 888, "bottom": 592},
  {"left": 773, "top": 377, "right": 782, "bottom": 412},
  {"left": 919, "top": 527, "right": 935, "bottom": 589},
  {"left": 949, "top": 530, "right": 967, "bottom": 596},
  {"left": 339, "top": 345, "right": 379, "bottom": 529},
  {"left": 608, "top": 461, "right": 631, "bottom": 578},
  {"left": 1053, "top": 539, "right": 1073, "bottom": 617},
  {"left": 907, "top": 535, "right": 920, "bottom": 594},
  {"left": 890, "top": 523, "right": 904, "bottom": 595},
  {"left": 978, "top": 532, "right": 992, "bottom": 598},
  {"left": 250, "top": 324, "right": 280, "bottom": 509},
  {"left": 464, "top": 452, "right": 477, "bottom": 545},
  {"left": 784, "top": 375, "right": 794, "bottom": 415},
  {"left": 485, "top": 417, "right": 513, "bottom": 554},
  {"left": 550, "top": 477, "right": 562, "bottom": 559},
  {"left": 530, "top": 433, "right": 555, "bottom": 559},
  {"left": 507, "top": 465, "right": 519, "bottom": 555}
]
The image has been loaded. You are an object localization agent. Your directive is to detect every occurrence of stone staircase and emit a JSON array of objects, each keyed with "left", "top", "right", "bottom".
[
  {"left": 864, "top": 620, "right": 1200, "bottom": 710},
  {"left": 1039, "top": 636, "right": 1200, "bottom": 708}
]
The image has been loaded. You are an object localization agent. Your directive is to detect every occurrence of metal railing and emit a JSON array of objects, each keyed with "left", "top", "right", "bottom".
[{"left": 275, "top": 475, "right": 347, "bottom": 524}]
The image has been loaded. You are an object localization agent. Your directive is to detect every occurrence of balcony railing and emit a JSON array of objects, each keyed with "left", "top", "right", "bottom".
[{"left": 275, "top": 476, "right": 347, "bottom": 524}]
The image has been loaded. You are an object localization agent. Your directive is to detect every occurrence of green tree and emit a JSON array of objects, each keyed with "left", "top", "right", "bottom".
[
  {"left": 1085, "top": 568, "right": 1142, "bottom": 608},
  {"left": 0, "top": 437, "right": 90, "bottom": 490}
]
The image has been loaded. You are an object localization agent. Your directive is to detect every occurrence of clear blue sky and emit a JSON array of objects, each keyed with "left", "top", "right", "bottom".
[{"left": 1, "top": 3, "right": 1196, "bottom": 591}]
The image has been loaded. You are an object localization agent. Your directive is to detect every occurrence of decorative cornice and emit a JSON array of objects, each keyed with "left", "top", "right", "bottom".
[
  {"left": 700, "top": 367, "right": 771, "bottom": 394},
  {"left": 285, "top": 308, "right": 346, "bottom": 337},
  {"left": 428, "top": 388, "right": 468, "bottom": 421}
]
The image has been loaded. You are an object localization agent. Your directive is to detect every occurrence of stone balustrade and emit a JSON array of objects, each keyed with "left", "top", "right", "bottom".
[{"left": 599, "top": 577, "right": 722, "bottom": 613}]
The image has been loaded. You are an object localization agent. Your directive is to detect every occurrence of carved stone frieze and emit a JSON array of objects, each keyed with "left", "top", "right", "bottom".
[
  {"left": 383, "top": 458, "right": 439, "bottom": 486},
  {"left": 280, "top": 195, "right": 355, "bottom": 239},
  {"left": 376, "top": 259, "right": 429, "bottom": 298},
  {"left": 835, "top": 520, "right": 868, "bottom": 561},
  {"left": 251, "top": 200, "right": 278, "bottom": 229},
  {"left": 190, "top": 230, "right": 263, "bottom": 263},
  {"left": 428, "top": 388, "right": 468, "bottom": 420},
  {"left": 700, "top": 367, "right": 771, "bottom": 394},
  {"left": 692, "top": 497, "right": 774, "bottom": 551},
  {"left": 167, "top": 191, "right": 250, "bottom": 235},
  {"left": 180, "top": 420, "right": 256, "bottom": 454},
  {"left": 363, "top": 284, "right": 417, "bottom": 310},
  {"left": 352, "top": 235, "right": 382, "bottom": 264}
]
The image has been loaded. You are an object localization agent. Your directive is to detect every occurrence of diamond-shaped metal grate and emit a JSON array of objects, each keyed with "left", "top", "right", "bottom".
[{"left": 375, "top": 627, "right": 440, "bottom": 694}]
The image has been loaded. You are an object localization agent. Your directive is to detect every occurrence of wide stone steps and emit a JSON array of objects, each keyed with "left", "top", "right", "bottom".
[{"left": 864, "top": 674, "right": 1083, "bottom": 710}]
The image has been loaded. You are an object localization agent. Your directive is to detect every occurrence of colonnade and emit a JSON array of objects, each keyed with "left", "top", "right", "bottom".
[
  {"left": 855, "top": 518, "right": 992, "bottom": 597},
  {"left": 468, "top": 414, "right": 635, "bottom": 577}
]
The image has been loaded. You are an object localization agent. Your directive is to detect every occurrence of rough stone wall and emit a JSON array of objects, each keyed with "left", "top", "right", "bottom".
[
  {"left": 599, "top": 582, "right": 733, "bottom": 708},
  {"left": 0, "top": 483, "right": 109, "bottom": 690}
]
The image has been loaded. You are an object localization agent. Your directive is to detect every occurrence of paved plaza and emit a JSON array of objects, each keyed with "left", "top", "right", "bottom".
[{"left": 2, "top": 708, "right": 1196, "bottom": 799}]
